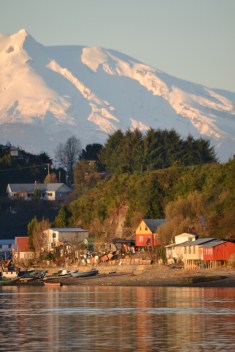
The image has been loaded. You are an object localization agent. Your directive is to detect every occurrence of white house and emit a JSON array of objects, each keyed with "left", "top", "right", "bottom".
[
  {"left": 165, "top": 236, "right": 216, "bottom": 265},
  {"left": 175, "top": 233, "right": 197, "bottom": 244},
  {"left": 165, "top": 233, "right": 197, "bottom": 263},
  {"left": 43, "top": 228, "right": 89, "bottom": 252},
  {"left": 6, "top": 183, "right": 71, "bottom": 201}
]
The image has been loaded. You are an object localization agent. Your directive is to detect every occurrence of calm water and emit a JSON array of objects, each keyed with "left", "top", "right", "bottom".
[{"left": 0, "top": 285, "right": 235, "bottom": 351}]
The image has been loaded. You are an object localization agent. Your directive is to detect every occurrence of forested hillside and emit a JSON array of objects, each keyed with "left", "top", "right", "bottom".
[{"left": 55, "top": 158, "right": 235, "bottom": 243}]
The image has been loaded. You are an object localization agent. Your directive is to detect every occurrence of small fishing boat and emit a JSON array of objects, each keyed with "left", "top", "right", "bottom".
[
  {"left": 70, "top": 269, "right": 99, "bottom": 278},
  {"left": 57, "top": 269, "right": 71, "bottom": 277},
  {"left": 44, "top": 281, "right": 62, "bottom": 287},
  {"left": 18, "top": 270, "right": 47, "bottom": 279}
]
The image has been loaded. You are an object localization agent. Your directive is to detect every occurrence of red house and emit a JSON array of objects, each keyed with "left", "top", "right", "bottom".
[
  {"left": 200, "top": 240, "right": 235, "bottom": 261},
  {"left": 135, "top": 219, "right": 165, "bottom": 247},
  {"left": 14, "top": 237, "right": 34, "bottom": 260}
]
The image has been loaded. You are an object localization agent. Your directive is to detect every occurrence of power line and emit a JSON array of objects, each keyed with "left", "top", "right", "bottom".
[{"left": 0, "top": 163, "right": 50, "bottom": 173}]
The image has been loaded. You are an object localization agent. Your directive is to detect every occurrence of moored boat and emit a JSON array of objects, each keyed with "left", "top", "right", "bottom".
[
  {"left": 70, "top": 269, "right": 99, "bottom": 278},
  {"left": 57, "top": 269, "right": 71, "bottom": 277},
  {"left": 44, "top": 281, "right": 62, "bottom": 287},
  {"left": 43, "top": 269, "right": 72, "bottom": 280}
]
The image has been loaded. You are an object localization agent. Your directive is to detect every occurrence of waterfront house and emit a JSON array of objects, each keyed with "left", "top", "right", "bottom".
[
  {"left": 135, "top": 219, "right": 165, "bottom": 247},
  {"left": 43, "top": 227, "right": 89, "bottom": 252},
  {"left": 200, "top": 240, "right": 235, "bottom": 264},
  {"left": 14, "top": 237, "right": 34, "bottom": 261},
  {"left": 165, "top": 233, "right": 197, "bottom": 263},
  {"left": 179, "top": 238, "right": 215, "bottom": 263},
  {"left": 6, "top": 183, "right": 71, "bottom": 201}
]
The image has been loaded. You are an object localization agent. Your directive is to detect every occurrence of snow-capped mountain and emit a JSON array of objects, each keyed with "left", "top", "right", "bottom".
[{"left": 0, "top": 29, "right": 235, "bottom": 161}]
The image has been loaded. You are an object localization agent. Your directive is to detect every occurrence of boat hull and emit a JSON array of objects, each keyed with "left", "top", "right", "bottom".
[
  {"left": 44, "top": 282, "right": 62, "bottom": 287},
  {"left": 70, "top": 270, "right": 99, "bottom": 278}
]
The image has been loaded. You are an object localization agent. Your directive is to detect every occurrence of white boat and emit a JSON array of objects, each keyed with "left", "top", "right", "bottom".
[
  {"left": 44, "top": 269, "right": 71, "bottom": 279},
  {"left": 57, "top": 269, "right": 71, "bottom": 277}
]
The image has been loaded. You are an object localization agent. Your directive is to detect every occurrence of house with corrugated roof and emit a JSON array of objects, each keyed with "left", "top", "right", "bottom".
[
  {"left": 6, "top": 183, "right": 71, "bottom": 201},
  {"left": 43, "top": 228, "right": 89, "bottom": 252},
  {"left": 135, "top": 218, "right": 165, "bottom": 247},
  {"left": 165, "top": 233, "right": 198, "bottom": 263},
  {"left": 179, "top": 238, "right": 216, "bottom": 262},
  {"left": 200, "top": 240, "right": 235, "bottom": 262}
]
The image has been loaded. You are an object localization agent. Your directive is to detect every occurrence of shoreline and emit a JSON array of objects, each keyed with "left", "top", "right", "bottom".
[{"left": 1, "top": 265, "right": 235, "bottom": 288}]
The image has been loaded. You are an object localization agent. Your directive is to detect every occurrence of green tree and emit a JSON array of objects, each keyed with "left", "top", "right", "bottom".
[
  {"left": 54, "top": 206, "right": 72, "bottom": 227},
  {"left": 28, "top": 217, "right": 38, "bottom": 250},
  {"left": 28, "top": 217, "right": 50, "bottom": 254},
  {"left": 122, "top": 129, "right": 144, "bottom": 173},
  {"left": 99, "top": 129, "right": 125, "bottom": 173}
]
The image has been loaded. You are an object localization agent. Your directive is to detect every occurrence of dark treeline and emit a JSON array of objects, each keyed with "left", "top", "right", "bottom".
[
  {"left": 99, "top": 128, "right": 217, "bottom": 174},
  {"left": 0, "top": 146, "right": 65, "bottom": 196}
]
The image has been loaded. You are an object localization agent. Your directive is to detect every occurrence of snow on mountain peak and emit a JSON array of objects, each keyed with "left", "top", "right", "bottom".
[
  {"left": 81, "top": 47, "right": 109, "bottom": 72},
  {"left": 0, "top": 30, "right": 234, "bottom": 161},
  {"left": 9, "top": 29, "right": 32, "bottom": 49}
]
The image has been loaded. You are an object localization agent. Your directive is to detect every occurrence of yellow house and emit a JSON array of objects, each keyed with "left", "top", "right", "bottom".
[{"left": 135, "top": 219, "right": 165, "bottom": 247}]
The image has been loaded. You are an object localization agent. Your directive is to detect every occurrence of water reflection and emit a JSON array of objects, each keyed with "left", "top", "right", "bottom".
[{"left": 0, "top": 286, "right": 235, "bottom": 351}]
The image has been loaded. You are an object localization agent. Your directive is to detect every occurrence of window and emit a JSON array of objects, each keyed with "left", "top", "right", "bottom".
[
  {"left": 139, "top": 226, "right": 142, "bottom": 231},
  {"left": 52, "top": 233, "right": 56, "bottom": 238},
  {"left": 188, "top": 246, "right": 191, "bottom": 254},
  {"left": 145, "top": 227, "right": 148, "bottom": 231},
  {"left": 24, "top": 253, "right": 33, "bottom": 259},
  {"left": 139, "top": 235, "right": 143, "bottom": 243},
  {"left": 146, "top": 237, "right": 151, "bottom": 245},
  {"left": 47, "top": 193, "right": 53, "bottom": 196}
]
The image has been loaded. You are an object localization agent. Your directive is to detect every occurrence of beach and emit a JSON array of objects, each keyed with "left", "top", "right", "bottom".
[
  {"left": 46, "top": 264, "right": 235, "bottom": 288},
  {"left": 1, "top": 264, "right": 235, "bottom": 287}
]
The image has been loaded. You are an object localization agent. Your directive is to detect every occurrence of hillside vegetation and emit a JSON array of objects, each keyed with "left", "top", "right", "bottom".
[{"left": 55, "top": 158, "right": 235, "bottom": 243}]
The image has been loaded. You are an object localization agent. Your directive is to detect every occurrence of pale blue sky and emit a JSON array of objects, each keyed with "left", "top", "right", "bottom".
[{"left": 1, "top": 0, "right": 235, "bottom": 92}]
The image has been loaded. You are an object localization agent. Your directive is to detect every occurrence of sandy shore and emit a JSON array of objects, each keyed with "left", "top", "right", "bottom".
[
  {"left": 52, "top": 265, "right": 235, "bottom": 288},
  {"left": 1, "top": 265, "right": 235, "bottom": 287}
]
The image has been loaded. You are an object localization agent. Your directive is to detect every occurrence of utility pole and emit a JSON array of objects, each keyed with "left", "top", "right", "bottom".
[{"left": 47, "top": 163, "right": 50, "bottom": 175}]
